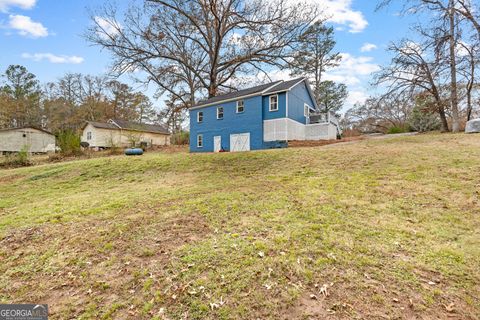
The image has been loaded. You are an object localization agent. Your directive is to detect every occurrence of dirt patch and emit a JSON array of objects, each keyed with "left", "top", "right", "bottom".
[
  {"left": 288, "top": 136, "right": 365, "bottom": 148},
  {"left": 283, "top": 270, "right": 477, "bottom": 320},
  {"left": 0, "top": 211, "right": 210, "bottom": 319}
]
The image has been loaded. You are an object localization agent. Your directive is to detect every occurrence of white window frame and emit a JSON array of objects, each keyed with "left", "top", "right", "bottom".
[
  {"left": 304, "top": 103, "right": 311, "bottom": 117},
  {"left": 269, "top": 95, "right": 278, "bottom": 112},
  {"left": 87, "top": 132, "right": 92, "bottom": 140},
  {"left": 197, "top": 111, "right": 203, "bottom": 123},
  {"left": 236, "top": 100, "right": 245, "bottom": 113},
  {"left": 217, "top": 106, "right": 224, "bottom": 119},
  {"left": 197, "top": 134, "right": 203, "bottom": 148}
]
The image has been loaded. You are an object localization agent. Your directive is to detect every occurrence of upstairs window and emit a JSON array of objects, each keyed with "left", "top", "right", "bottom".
[
  {"left": 236, "top": 100, "right": 245, "bottom": 113},
  {"left": 217, "top": 107, "right": 224, "bottom": 119},
  {"left": 197, "top": 111, "right": 203, "bottom": 123},
  {"left": 197, "top": 134, "right": 203, "bottom": 148},
  {"left": 87, "top": 132, "right": 92, "bottom": 140},
  {"left": 269, "top": 95, "right": 278, "bottom": 111}
]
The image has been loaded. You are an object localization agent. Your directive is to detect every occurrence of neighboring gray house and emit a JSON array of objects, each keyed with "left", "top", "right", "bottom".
[{"left": 0, "top": 127, "right": 56, "bottom": 154}]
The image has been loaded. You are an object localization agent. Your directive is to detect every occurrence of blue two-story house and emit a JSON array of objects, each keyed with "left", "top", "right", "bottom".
[{"left": 189, "top": 77, "right": 340, "bottom": 152}]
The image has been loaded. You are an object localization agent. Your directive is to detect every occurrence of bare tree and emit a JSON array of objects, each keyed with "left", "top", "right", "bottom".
[
  {"left": 374, "top": 39, "right": 450, "bottom": 131},
  {"left": 458, "top": 41, "right": 479, "bottom": 120},
  {"left": 86, "top": 0, "right": 317, "bottom": 108},
  {"left": 455, "top": 0, "right": 480, "bottom": 38},
  {"left": 351, "top": 94, "right": 417, "bottom": 132},
  {"left": 377, "top": 0, "right": 467, "bottom": 131}
]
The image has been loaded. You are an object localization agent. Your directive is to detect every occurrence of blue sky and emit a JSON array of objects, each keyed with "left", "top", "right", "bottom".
[{"left": 0, "top": 0, "right": 419, "bottom": 111}]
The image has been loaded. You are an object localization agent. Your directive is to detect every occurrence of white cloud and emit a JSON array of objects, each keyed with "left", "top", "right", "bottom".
[
  {"left": 286, "top": 0, "right": 368, "bottom": 33},
  {"left": 324, "top": 53, "right": 380, "bottom": 86},
  {"left": 94, "top": 16, "right": 121, "bottom": 39},
  {"left": 321, "top": 0, "right": 368, "bottom": 33},
  {"left": 22, "top": 53, "right": 84, "bottom": 64},
  {"left": 360, "top": 43, "right": 378, "bottom": 52},
  {"left": 0, "top": 0, "right": 35, "bottom": 12},
  {"left": 346, "top": 90, "right": 368, "bottom": 107},
  {"left": 8, "top": 14, "right": 48, "bottom": 37}
]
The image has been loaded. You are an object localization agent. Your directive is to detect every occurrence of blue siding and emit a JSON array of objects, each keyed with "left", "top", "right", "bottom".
[
  {"left": 262, "top": 92, "right": 287, "bottom": 120},
  {"left": 287, "top": 82, "right": 316, "bottom": 124},
  {"left": 189, "top": 96, "right": 264, "bottom": 152},
  {"left": 189, "top": 80, "right": 318, "bottom": 152}
]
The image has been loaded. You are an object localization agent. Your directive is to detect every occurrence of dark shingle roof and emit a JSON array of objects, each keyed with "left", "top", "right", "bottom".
[
  {"left": 112, "top": 119, "right": 170, "bottom": 134},
  {"left": 263, "top": 77, "right": 305, "bottom": 94},
  {"left": 0, "top": 126, "right": 54, "bottom": 135},
  {"left": 87, "top": 120, "right": 169, "bottom": 134},
  {"left": 194, "top": 80, "right": 283, "bottom": 108},
  {"left": 88, "top": 121, "right": 119, "bottom": 130}
]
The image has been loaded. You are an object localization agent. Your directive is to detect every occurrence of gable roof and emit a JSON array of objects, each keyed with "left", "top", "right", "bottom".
[
  {"left": 191, "top": 77, "right": 317, "bottom": 110},
  {"left": 85, "top": 120, "right": 170, "bottom": 135},
  {"left": 194, "top": 81, "right": 283, "bottom": 108},
  {"left": 87, "top": 121, "right": 119, "bottom": 130},
  {"left": 111, "top": 119, "right": 170, "bottom": 134},
  {"left": 263, "top": 78, "right": 305, "bottom": 94},
  {"left": 0, "top": 126, "right": 54, "bottom": 135}
]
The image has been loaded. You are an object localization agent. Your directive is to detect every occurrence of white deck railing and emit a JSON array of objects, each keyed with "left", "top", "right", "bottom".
[{"left": 308, "top": 111, "right": 338, "bottom": 126}]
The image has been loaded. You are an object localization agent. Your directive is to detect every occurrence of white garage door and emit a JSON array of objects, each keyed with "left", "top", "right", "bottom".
[{"left": 230, "top": 133, "right": 250, "bottom": 152}]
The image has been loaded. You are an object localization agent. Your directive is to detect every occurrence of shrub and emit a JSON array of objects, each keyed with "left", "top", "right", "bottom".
[
  {"left": 57, "top": 130, "right": 82, "bottom": 156},
  {"left": 387, "top": 126, "right": 407, "bottom": 134},
  {"left": 171, "top": 131, "right": 189, "bottom": 145},
  {"left": 1, "top": 146, "right": 31, "bottom": 167},
  {"left": 408, "top": 106, "right": 441, "bottom": 132}
]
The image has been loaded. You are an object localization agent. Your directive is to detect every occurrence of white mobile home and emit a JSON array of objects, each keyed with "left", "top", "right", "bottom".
[{"left": 0, "top": 127, "right": 56, "bottom": 154}]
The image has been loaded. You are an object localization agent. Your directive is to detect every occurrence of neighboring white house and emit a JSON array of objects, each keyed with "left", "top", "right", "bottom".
[
  {"left": 0, "top": 127, "right": 56, "bottom": 154},
  {"left": 81, "top": 119, "right": 171, "bottom": 149}
]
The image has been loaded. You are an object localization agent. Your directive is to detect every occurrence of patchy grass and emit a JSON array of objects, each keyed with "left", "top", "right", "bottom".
[{"left": 0, "top": 133, "right": 479, "bottom": 319}]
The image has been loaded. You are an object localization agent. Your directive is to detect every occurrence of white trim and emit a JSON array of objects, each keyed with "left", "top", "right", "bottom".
[
  {"left": 303, "top": 79, "right": 319, "bottom": 111},
  {"left": 236, "top": 100, "right": 245, "bottom": 113},
  {"left": 304, "top": 103, "right": 311, "bottom": 117},
  {"left": 216, "top": 106, "right": 224, "bottom": 119},
  {"left": 197, "top": 111, "right": 203, "bottom": 123},
  {"left": 269, "top": 94, "right": 279, "bottom": 112},
  {"left": 197, "top": 134, "right": 203, "bottom": 148},
  {"left": 286, "top": 92, "right": 289, "bottom": 117},
  {"left": 108, "top": 119, "right": 122, "bottom": 129}
]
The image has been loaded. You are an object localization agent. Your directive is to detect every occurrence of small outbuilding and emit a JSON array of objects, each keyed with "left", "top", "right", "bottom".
[
  {"left": 0, "top": 127, "right": 56, "bottom": 154},
  {"left": 81, "top": 119, "right": 171, "bottom": 149}
]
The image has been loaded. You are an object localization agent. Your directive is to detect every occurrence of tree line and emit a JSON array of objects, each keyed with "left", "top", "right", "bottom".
[
  {"left": 0, "top": 65, "right": 158, "bottom": 133},
  {"left": 345, "top": 0, "right": 479, "bottom": 134}
]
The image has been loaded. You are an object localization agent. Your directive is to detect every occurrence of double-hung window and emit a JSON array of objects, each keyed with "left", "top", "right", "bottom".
[
  {"left": 217, "top": 107, "right": 224, "bottom": 119},
  {"left": 197, "top": 134, "right": 203, "bottom": 148},
  {"left": 236, "top": 100, "right": 244, "bottom": 113},
  {"left": 87, "top": 132, "right": 92, "bottom": 140},
  {"left": 269, "top": 95, "right": 278, "bottom": 111},
  {"left": 197, "top": 111, "right": 203, "bottom": 123}
]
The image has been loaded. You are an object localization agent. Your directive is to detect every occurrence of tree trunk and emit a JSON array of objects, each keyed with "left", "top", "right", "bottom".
[
  {"left": 208, "top": 73, "right": 217, "bottom": 98},
  {"left": 448, "top": 0, "right": 460, "bottom": 132},
  {"left": 466, "top": 87, "right": 473, "bottom": 121},
  {"left": 438, "top": 103, "right": 449, "bottom": 132}
]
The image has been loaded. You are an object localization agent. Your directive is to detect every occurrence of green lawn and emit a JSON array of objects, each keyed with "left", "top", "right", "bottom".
[{"left": 0, "top": 133, "right": 479, "bottom": 319}]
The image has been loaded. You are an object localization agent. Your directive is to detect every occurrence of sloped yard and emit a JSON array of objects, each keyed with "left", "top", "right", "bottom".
[{"left": 0, "top": 133, "right": 479, "bottom": 319}]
